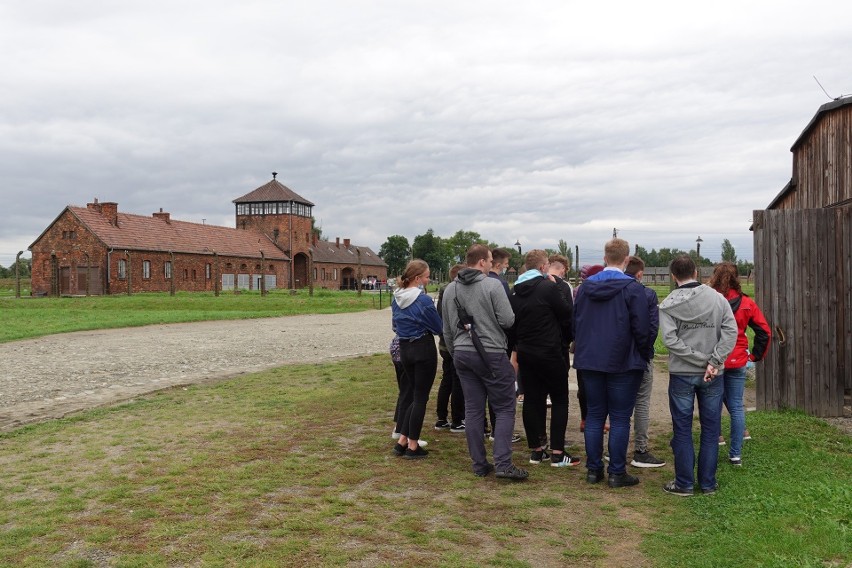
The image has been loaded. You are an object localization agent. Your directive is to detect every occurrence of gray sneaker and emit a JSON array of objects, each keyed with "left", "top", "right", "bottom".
[
  {"left": 495, "top": 464, "right": 529, "bottom": 480},
  {"left": 630, "top": 450, "right": 666, "bottom": 468}
]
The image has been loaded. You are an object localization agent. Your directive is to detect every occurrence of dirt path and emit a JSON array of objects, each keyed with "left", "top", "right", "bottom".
[{"left": 0, "top": 308, "right": 755, "bottom": 434}]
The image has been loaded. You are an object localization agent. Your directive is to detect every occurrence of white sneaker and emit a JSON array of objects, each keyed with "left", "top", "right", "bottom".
[
  {"left": 391, "top": 429, "right": 401, "bottom": 440},
  {"left": 418, "top": 439, "right": 428, "bottom": 447}
]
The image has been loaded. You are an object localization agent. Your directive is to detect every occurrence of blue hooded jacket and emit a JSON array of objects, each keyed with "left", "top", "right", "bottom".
[{"left": 573, "top": 269, "right": 653, "bottom": 373}]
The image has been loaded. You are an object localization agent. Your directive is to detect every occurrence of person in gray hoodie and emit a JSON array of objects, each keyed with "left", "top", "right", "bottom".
[
  {"left": 659, "top": 255, "right": 737, "bottom": 496},
  {"left": 442, "top": 244, "right": 528, "bottom": 480}
]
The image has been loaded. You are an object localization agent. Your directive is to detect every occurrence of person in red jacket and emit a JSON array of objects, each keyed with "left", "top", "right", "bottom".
[{"left": 709, "top": 262, "right": 771, "bottom": 466}]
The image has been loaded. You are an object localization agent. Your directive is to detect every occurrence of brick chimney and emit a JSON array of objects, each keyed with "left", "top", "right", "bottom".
[
  {"left": 335, "top": 237, "right": 340, "bottom": 248},
  {"left": 152, "top": 208, "right": 171, "bottom": 223},
  {"left": 312, "top": 232, "right": 318, "bottom": 246},
  {"left": 343, "top": 238, "right": 351, "bottom": 248},
  {"left": 88, "top": 199, "right": 119, "bottom": 226}
]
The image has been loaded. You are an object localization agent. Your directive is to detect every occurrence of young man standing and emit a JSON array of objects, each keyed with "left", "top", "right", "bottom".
[
  {"left": 442, "top": 245, "right": 528, "bottom": 480},
  {"left": 511, "top": 250, "right": 578, "bottom": 467},
  {"left": 659, "top": 255, "right": 737, "bottom": 496},
  {"left": 573, "top": 238, "right": 653, "bottom": 488},
  {"left": 624, "top": 256, "right": 665, "bottom": 468}
]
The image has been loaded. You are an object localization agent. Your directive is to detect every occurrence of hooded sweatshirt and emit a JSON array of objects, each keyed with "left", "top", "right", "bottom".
[
  {"left": 573, "top": 269, "right": 652, "bottom": 373},
  {"left": 391, "top": 286, "right": 443, "bottom": 340},
  {"left": 510, "top": 273, "right": 573, "bottom": 359},
  {"left": 441, "top": 268, "right": 515, "bottom": 356},
  {"left": 658, "top": 282, "right": 737, "bottom": 375}
]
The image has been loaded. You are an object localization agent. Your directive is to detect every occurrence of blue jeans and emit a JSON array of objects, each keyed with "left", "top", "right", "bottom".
[
  {"left": 723, "top": 366, "right": 747, "bottom": 459},
  {"left": 582, "top": 370, "right": 642, "bottom": 475},
  {"left": 668, "top": 373, "right": 724, "bottom": 491}
]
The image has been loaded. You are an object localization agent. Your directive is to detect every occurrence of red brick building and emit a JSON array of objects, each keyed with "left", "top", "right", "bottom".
[{"left": 29, "top": 175, "right": 387, "bottom": 295}]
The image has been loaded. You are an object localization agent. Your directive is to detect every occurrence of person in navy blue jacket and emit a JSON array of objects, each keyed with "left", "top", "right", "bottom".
[
  {"left": 391, "top": 259, "right": 443, "bottom": 459},
  {"left": 573, "top": 238, "right": 653, "bottom": 488}
]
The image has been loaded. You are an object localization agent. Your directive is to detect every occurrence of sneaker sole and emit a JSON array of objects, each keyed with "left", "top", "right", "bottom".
[
  {"left": 630, "top": 460, "right": 667, "bottom": 468},
  {"left": 551, "top": 461, "right": 580, "bottom": 467},
  {"left": 450, "top": 428, "right": 466, "bottom": 433},
  {"left": 495, "top": 473, "right": 529, "bottom": 480}
]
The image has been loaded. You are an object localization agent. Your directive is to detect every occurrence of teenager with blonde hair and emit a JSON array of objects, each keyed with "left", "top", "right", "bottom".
[{"left": 392, "top": 260, "right": 443, "bottom": 459}]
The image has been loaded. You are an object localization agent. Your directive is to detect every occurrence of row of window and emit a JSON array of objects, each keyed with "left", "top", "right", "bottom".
[
  {"left": 118, "top": 260, "right": 212, "bottom": 280},
  {"left": 235, "top": 202, "right": 312, "bottom": 217},
  {"left": 316, "top": 267, "right": 339, "bottom": 281},
  {"left": 117, "top": 260, "right": 280, "bottom": 280}
]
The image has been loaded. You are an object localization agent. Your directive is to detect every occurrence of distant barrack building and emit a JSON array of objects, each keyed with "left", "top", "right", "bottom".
[{"left": 28, "top": 174, "right": 387, "bottom": 296}]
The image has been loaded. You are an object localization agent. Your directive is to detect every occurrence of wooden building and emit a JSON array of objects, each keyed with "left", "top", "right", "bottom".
[
  {"left": 29, "top": 175, "right": 387, "bottom": 295},
  {"left": 752, "top": 97, "right": 852, "bottom": 417}
]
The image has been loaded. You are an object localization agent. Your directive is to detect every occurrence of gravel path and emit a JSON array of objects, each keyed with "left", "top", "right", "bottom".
[
  {"left": 0, "top": 309, "right": 396, "bottom": 431},
  {"left": 0, "top": 307, "right": 768, "bottom": 437}
]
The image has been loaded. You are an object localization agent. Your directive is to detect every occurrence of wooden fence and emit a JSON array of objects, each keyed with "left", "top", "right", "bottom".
[{"left": 752, "top": 207, "right": 851, "bottom": 417}]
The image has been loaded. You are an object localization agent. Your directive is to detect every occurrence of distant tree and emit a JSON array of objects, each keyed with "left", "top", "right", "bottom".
[
  {"left": 655, "top": 248, "right": 682, "bottom": 268},
  {"left": 721, "top": 239, "right": 738, "bottom": 263},
  {"left": 0, "top": 265, "right": 8, "bottom": 278},
  {"left": 378, "top": 235, "right": 411, "bottom": 277},
  {"left": 310, "top": 216, "right": 323, "bottom": 240},
  {"left": 736, "top": 259, "right": 755, "bottom": 275},
  {"left": 412, "top": 229, "right": 452, "bottom": 279},
  {"left": 556, "top": 239, "right": 575, "bottom": 274},
  {"left": 506, "top": 247, "right": 523, "bottom": 273},
  {"left": 634, "top": 244, "right": 650, "bottom": 261},
  {"left": 447, "top": 230, "right": 487, "bottom": 263}
]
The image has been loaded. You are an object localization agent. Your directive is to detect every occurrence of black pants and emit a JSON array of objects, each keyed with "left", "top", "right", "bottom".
[
  {"left": 436, "top": 351, "right": 465, "bottom": 425},
  {"left": 398, "top": 335, "right": 438, "bottom": 441},
  {"left": 520, "top": 352, "right": 569, "bottom": 452},
  {"left": 393, "top": 361, "right": 406, "bottom": 424}
]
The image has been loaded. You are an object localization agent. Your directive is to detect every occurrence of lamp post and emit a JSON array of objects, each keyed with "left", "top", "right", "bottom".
[
  {"left": 696, "top": 236, "right": 703, "bottom": 260},
  {"left": 514, "top": 240, "right": 522, "bottom": 255}
]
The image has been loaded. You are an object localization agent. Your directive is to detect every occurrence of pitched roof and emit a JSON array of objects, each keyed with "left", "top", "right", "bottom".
[
  {"left": 791, "top": 96, "right": 852, "bottom": 151},
  {"left": 310, "top": 240, "right": 387, "bottom": 267},
  {"left": 62, "top": 206, "right": 288, "bottom": 260},
  {"left": 232, "top": 179, "right": 315, "bottom": 206}
]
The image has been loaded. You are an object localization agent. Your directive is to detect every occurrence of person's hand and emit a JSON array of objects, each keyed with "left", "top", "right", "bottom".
[{"left": 703, "top": 364, "right": 719, "bottom": 382}]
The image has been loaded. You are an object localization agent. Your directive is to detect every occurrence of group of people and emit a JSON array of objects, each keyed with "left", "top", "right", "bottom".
[{"left": 390, "top": 238, "right": 770, "bottom": 494}]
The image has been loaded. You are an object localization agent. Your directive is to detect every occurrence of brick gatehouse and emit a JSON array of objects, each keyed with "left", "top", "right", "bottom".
[{"left": 28, "top": 174, "right": 387, "bottom": 295}]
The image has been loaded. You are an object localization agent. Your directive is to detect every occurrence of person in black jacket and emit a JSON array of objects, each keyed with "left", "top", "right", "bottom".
[{"left": 511, "top": 250, "right": 579, "bottom": 468}]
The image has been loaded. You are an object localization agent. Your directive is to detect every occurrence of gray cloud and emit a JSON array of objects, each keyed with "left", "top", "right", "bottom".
[{"left": 1, "top": 0, "right": 849, "bottom": 267}]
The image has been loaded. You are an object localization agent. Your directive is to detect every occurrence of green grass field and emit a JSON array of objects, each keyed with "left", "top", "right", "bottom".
[
  {"left": 0, "top": 355, "right": 848, "bottom": 567},
  {"left": 0, "top": 288, "right": 383, "bottom": 343}
]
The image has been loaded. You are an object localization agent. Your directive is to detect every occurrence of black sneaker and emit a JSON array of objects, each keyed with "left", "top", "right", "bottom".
[
  {"left": 403, "top": 446, "right": 429, "bottom": 459},
  {"left": 495, "top": 464, "right": 529, "bottom": 480},
  {"left": 434, "top": 420, "right": 450, "bottom": 430},
  {"left": 529, "top": 448, "right": 550, "bottom": 464},
  {"left": 392, "top": 443, "right": 406, "bottom": 457},
  {"left": 702, "top": 482, "right": 720, "bottom": 495},
  {"left": 511, "top": 432, "right": 523, "bottom": 443},
  {"left": 586, "top": 468, "right": 605, "bottom": 484},
  {"left": 663, "top": 480, "right": 694, "bottom": 496},
  {"left": 551, "top": 453, "right": 581, "bottom": 467},
  {"left": 608, "top": 472, "right": 640, "bottom": 488},
  {"left": 474, "top": 463, "right": 495, "bottom": 477},
  {"left": 450, "top": 423, "right": 466, "bottom": 433},
  {"left": 630, "top": 451, "right": 666, "bottom": 468},
  {"left": 729, "top": 457, "right": 742, "bottom": 466}
]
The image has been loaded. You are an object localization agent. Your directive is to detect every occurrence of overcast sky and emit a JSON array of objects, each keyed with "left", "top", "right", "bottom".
[{"left": 1, "top": 1, "right": 849, "bottom": 268}]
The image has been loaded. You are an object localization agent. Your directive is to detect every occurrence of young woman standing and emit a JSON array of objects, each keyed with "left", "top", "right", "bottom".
[
  {"left": 391, "top": 260, "right": 443, "bottom": 459},
  {"left": 709, "top": 262, "right": 771, "bottom": 466}
]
